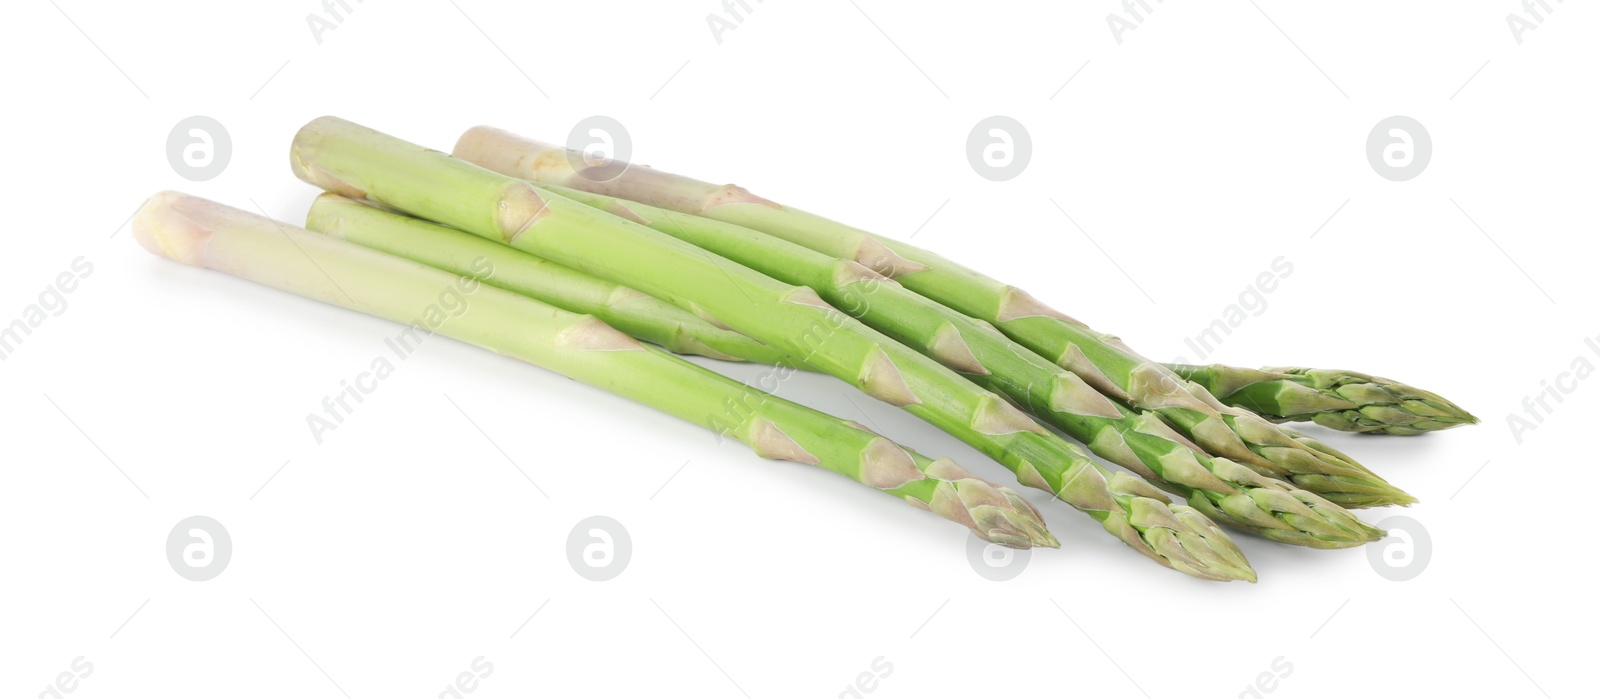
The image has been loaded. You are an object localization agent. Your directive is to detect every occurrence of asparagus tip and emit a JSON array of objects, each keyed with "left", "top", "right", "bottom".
[
  {"left": 1111, "top": 487, "right": 1258, "bottom": 582},
  {"left": 1268, "top": 367, "right": 1479, "bottom": 434}
]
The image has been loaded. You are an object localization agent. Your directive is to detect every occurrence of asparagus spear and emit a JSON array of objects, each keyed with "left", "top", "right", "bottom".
[
  {"left": 451, "top": 126, "right": 1414, "bottom": 508},
  {"left": 303, "top": 192, "right": 787, "bottom": 365},
  {"left": 290, "top": 116, "right": 1256, "bottom": 581},
  {"left": 1167, "top": 364, "right": 1478, "bottom": 435},
  {"left": 134, "top": 191, "right": 1057, "bottom": 548},
  {"left": 532, "top": 185, "right": 1382, "bottom": 548}
]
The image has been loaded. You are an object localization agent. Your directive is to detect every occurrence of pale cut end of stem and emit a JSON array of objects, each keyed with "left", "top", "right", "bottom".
[
  {"left": 134, "top": 191, "right": 220, "bottom": 265},
  {"left": 457, "top": 125, "right": 932, "bottom": 278},
  {"left": 139, "top": 189, "right": 1047, "bottom": 556},
  {"left": 289, "top": 124, "right": 368, "bottom": 200},
  {"left": 453, "top": 126, "right": 580, "bottom": 185},
  {"left": 455, "top": 126, "right": 743, "bottom": 215},
  {"left": 290, "top": 159, "right": 368, "bottom": 201}
]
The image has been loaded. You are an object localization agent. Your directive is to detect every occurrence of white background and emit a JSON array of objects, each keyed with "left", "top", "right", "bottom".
[{"left": 2, "top": 1, "right": 1593, "bottom": 697}]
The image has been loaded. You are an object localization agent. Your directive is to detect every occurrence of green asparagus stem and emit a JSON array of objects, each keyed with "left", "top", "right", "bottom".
[
  {"left": 134, "top": 191, "right": 1057, "bottom": 548},
  {"left": 304, "top": 193, "right": 788, "bottom": 365},
  {"left": 292, "top": 116, "right": 1256, "bottom": 581},
  {"left": 1167, "top": 364, "right": 1478, "bottom": 435},
  {"left": 536, "top": 185, "right": 1382, "bottom": 548},
  {"left": 316, "top": 192, "right": 1364, "bottom": 545},
  {"left": 450, "top": 126, "right": 1414, "bottom": 508}
]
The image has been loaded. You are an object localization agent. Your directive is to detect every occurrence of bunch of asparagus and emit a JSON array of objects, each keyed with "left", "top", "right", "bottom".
[{"left": 134, "top": 116, "right": 1476, "bottom": 582}]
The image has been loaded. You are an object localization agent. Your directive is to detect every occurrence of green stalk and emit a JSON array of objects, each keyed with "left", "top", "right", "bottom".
[
  {"left": 304, "top": 193, "right": 787, "bottom": 365},
  {"left": 134, "top": 191, "right": 1057, "bottom": 548},
  {"left": 1167, "top": 364, "right": 1478, "bottom": 435},
  {"left": 542, "top": 185, "right": 1382, "bottom": 548},
  {"left": 291, "top": 116, "right": 1256, "bottom": 581},
  {"left": 451, "top": 126, "right": 1414, "bottom": 508}
]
